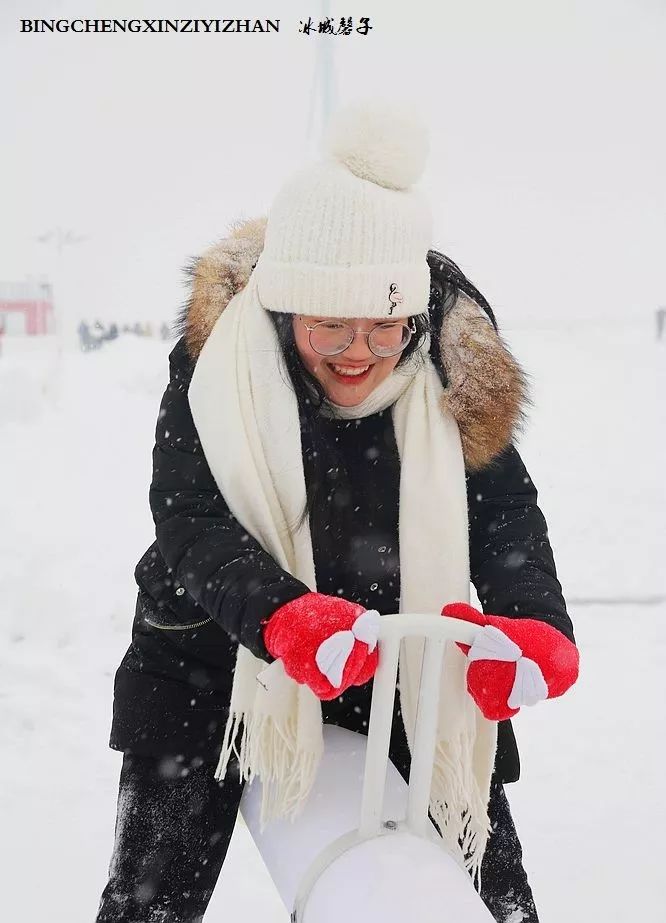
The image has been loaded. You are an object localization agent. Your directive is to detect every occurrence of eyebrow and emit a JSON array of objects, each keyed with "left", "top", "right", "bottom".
[{"left": 311, "top": 318, "right": 387, "bottom": 326}]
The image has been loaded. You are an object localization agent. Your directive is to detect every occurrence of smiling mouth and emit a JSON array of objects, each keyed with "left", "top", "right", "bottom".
[{"left": 326, "top": 363, "right": 374, "bottom": 383}]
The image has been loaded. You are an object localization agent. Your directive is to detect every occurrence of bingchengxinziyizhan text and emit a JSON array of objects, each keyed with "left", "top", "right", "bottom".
[{"left": 19, "top": 19, "right": 282, "bottom": 34}]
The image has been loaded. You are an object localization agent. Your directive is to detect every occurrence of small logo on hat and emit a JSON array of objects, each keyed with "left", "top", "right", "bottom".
[{"left": 388, "top": 283, "right": 404, "bottom": 315}]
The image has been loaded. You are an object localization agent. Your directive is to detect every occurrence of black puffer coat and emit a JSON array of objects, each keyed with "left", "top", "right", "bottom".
[{"left": 109, "top": 226, "right": 574, "bottom": 783}]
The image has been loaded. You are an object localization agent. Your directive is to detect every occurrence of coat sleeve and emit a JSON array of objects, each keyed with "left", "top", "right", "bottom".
[
  {"left": 466, "top": 445, "right": 575, "bottom": 643},
  {"left": 149, "top": 337, "right": 310, "bottom": 660}
]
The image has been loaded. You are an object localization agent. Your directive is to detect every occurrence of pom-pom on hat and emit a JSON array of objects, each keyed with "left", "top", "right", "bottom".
[{"left": 253, "top": 99, "right": 433, "bottom": 320}]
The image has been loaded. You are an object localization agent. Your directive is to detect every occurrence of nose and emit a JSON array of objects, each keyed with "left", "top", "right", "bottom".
[{"left": 341, "top": 329, "right": 374, "bottom": 362}]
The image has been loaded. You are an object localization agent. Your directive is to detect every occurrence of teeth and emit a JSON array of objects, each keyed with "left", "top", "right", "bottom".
[{"left": 331, "top": 365, "right": 370, "bottom": 376}]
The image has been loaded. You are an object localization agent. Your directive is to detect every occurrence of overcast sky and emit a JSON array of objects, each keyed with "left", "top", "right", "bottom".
[{"left": 1, "top": 0, "right": 664, "bottom": 329}]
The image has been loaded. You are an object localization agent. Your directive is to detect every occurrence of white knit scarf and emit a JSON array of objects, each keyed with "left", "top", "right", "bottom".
[{"left": 187, "top": 271, "right": 497, "bottom": 878}]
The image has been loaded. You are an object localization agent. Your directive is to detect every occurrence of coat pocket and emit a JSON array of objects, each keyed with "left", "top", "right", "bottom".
[
  {"left": 141, "top": 609, "right": 214, "bottom": 631},
  {"left": 134, "top": 542, "right": 214, "bottom": 630}
]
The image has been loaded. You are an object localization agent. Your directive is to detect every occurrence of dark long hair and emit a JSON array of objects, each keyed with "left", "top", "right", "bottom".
[{"left": 268, "top": 251, "right": 496, "bottom": 532}]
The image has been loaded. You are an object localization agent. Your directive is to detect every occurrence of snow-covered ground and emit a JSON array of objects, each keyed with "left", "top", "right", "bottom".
[{"left": 1, "top": 326, "right": 664, "bottom": 922}]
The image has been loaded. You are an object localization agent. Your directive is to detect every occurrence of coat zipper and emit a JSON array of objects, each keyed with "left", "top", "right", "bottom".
[{"left": 143, "top": 614, "right": 213, "bottom": 631}]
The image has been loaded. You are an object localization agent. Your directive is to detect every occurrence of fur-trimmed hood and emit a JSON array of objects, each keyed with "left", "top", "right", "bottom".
[{"left": 179, "top": 217, "right": 528, "bottom": 472}]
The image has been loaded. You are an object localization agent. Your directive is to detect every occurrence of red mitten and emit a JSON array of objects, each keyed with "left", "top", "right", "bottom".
[
  {"left": 263, "top": 592, "right": 380, "bottom": 701},
  {"left": 441, "top": 602, "right": 579, "bottom": 721}
]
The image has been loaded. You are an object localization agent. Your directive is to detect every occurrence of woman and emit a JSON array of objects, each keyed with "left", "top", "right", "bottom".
[{"left": 97, "top": 103, "right": 578, "bottom": 923}]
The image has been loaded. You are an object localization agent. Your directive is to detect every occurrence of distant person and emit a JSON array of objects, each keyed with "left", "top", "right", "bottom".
[
  {"left": 77, "top": 320, "right": 93, "bottom": 352},
  {"left": 100, "top": 323, "right": 118, "bottom": 341},
  {"left": 657, "top": 307, "right": 666, "bottom": 342},
  {"left": 0, "top": 317, "right": 5, "bottom": 357},
  {"left": 160, "top": 321, "right": 171, "bottom": 341},
  {"left": 95, "top": 103, "right": 579, "bottom": 923}
]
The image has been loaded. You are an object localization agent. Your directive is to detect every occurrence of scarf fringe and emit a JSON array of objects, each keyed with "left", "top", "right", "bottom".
[
  {"left": 215, "top": 708, "right": 321, "bottom": 830},
  {"left": 429, "top": 739, "right": 492, "bottom": 892}
]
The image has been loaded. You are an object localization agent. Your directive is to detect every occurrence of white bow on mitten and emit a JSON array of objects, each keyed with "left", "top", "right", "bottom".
[
  {"left": 316, "top": 609, "right": 381, "bottom": 688},
  {"left": 468, "top": 625, "right": 548, "bottom": 709}
]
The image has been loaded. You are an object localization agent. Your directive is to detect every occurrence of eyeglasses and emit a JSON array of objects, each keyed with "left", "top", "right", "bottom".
[{"left": 299, "top": 317, "right": 417, "bottom": 358}]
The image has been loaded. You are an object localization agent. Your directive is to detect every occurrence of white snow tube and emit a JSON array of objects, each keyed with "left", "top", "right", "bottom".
[{"left": 240, "top": 614, "right": 495, "bottom": 922}]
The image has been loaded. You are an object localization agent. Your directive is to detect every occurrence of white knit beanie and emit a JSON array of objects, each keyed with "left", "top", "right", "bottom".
[{"left": 253, "top": 99, "right": 433, "bottom": 319}]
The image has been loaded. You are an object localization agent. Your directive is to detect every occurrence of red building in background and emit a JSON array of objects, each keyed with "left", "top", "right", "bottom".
[{"left": 0, "top": 280, "right": 55, "bottom": 335}]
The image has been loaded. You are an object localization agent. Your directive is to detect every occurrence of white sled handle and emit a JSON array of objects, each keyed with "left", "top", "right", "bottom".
[
  {"left": 291, "top": 613, "right": 480, "bottom": 921},
  {"left": 360, "top": 614, "right": 479, "bottom": 839}
]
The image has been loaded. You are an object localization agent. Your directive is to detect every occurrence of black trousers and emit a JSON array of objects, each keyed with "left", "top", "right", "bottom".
[{"left": 96, "top": 751, "right": 538, "bottom": 923}]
